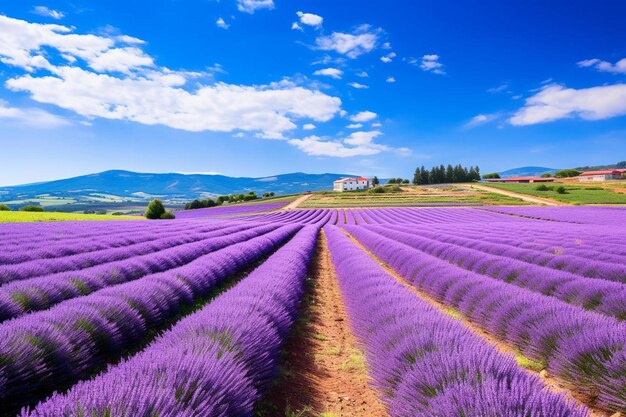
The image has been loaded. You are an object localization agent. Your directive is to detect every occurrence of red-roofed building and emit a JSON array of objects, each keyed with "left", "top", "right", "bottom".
[
  {"left": 333, "top": 177, "right": 373, "bottom": 192},
  {"left": 578, "top": 170, "right": 623, "bottom": 182},
  {"left": 483, "top": 176, "right": 554, "bottom": 183}
]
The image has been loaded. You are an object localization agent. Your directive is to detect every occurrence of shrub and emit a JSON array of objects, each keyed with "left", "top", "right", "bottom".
[
  {"left": 20, "top": 205, "right": 44, "bottom": 212},
  {"left": 145, "top": 199, "right": 166, "bottom": 219},
  {"left": 535, "top": 184, "right": 552, "bottom": 191},
  {"left": 160, "top": 211, "right": 176, "bottom": 219},
  {"left": 369, "top": 187, "right": 385, "bottom": 194},
  {"left": 483, "top": 172, "right": 501, "bottom": 179},
  {"left": 0, "top": 204, "right": 10, "bottom": 211},
  {"left": 540, "top": 173, "right": 553, "bottom": 178},
  {"left": 555, "top": 169, "right": 581, "bottom": 178},
  {"left": 556, "top": 186, "right": 567, "bottom": 194}
]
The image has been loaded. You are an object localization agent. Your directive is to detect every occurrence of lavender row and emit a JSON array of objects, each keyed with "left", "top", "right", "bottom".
[
  {"left": 0, "top": 223, "right": 276, "bottom": 322},
  {"left": 22, "top": 225, "right": 317, "bottom": 417},
  {"left": 0, "top": 222, "right": 240, "bottom": 283},
  {"left": 325, "top": 226, "right": 587, "bottom": 417},
  {"left": 388, "top": 224, "right": 626, "bottom": 282},
  {"left": 345, "top": 226, "right": 626, "bottom": 413},
  {"left": 0, "top": 224, "right": 300, "bottom": 412},
  {"left": 367, "top": 225, "right": 626, "bottom": 318},
  {"left": 0, "top": 220, "right": 226, "bottom": 265},
  {"left": 485, "top": 206, "right": 626, "bottom": 226}
]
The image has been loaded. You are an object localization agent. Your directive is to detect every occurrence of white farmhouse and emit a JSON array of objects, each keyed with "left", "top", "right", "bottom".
[
  {"left": 333, "top": 177, "right": 373, "bottom": 192},
  {"left": 578, "top": 170, "right": 625, "bottom": 182}
]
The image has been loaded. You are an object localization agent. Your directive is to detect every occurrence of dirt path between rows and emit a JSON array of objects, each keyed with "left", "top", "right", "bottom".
[
  {"left": 341, "top": 229, "right": 611, "bottom": 417},
  {"left": 283, "top": 194, "right": 313, "bottom": 210},
  {"left": 461, "top": 184, "right": 564, "bottom": 206},
  {"left": 259, "top": 231, "right": 388, "bottom": 417}
]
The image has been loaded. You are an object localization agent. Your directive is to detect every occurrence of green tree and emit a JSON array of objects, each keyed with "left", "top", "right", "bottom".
[
  {"left": 555, "top": 169, "right": 581, "bottom": 178},
  {"left": 145, "top": 199, "right": 166, "bottom": 219},
  {"left": 160, "top": 211, "right": 176, "bottom": 219},
  {"left": 0, "top": 204, "right": 10, "bottom": 211},
  {"left": 21, "top": 205, "right": 44, "bottom": 212},
  {"left": 420, "top": 166, "right": 429, "bottom": 185},
  {"left": 445, "top": 164, "right": 454, "bottom": 183},
  {"left": 402, "top": 179, "right": 410, "bottom": 184},
  {"left": 483, "top": 172, "right": 501, "bottom": 179},
  {"left": 541, "top": 173, "right": 553, "bottom": 178},
  {"left": 372, "top": 176, "right": 380, "bottom": 186}
]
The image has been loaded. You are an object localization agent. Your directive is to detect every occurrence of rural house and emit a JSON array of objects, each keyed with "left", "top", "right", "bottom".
[
  {"left": 333, "top": 177, "right": 373, "bottom": 192},
  {"left": 578, "top": 170, "right": 625, "bottom": 182}
]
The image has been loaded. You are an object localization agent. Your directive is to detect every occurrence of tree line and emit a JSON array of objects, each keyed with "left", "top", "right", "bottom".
[
  {"left": 412, "top": 164, "right": 481, "bottom": 185},
  {"left": 184, "top": 191, "right": 275, "bottom": 210}
]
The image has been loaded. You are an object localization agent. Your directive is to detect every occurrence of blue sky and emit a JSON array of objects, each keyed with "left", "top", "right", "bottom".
[{"left": 1, "top": 0, "right": 625, "bottom": 185}]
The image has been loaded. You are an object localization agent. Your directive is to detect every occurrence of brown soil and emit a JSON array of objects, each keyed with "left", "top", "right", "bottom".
[
  {"left": 341, "top": 229, "right": 611, "bottom": 417},
  {"left": 259, "top": 231, "right": 389, "bottom": 417}
]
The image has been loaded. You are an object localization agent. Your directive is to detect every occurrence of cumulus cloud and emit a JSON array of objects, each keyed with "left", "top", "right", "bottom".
[
  {"left": 420, "top": 54, "right": 445, "bottom": 75},
  {"left": 313, "top": 67, "right": 343, "bottom": 79},
  {"left": 0, "top": 15, "right": 342, "bottom": 139},
  {"left": 237, "top": 0, "right": 274, "bottom": 13},
  {"left": 350, "top": 111, "right": 377, "bottom": 122},
  {"left": 464, "top": 113, "right": 498, "bottom": 128},
  {"left": 289, "top": 131, "right": 410, "bottom": 157},
  {"left": 291, "top": 22, "right": 303, "bottom": 31},
  {"left": 315, "top": 26, "right": 379, "bottom": 58},
  {"left": 0, "top": 99, "right": 70, "bottom": 128},
  {"left": 348, "top": 82, "right": 369, "bottom": 89},
  {"left": 578, "top": 57, "right": 626, "bottom": 74},
  {"left": 380, "top": 52, "right": 396, "bottom": 63},
  {"left": 386, "top": 76, "right": 396, "bottom": 83},
  {"left": 32, "top": 6, "right": 65, "bottom": 20},
  {"left": 296, "top": 11, "right": 323, "bottom": 27},
  {"left": 356, "top": 71, "right": 368, "bottom": 78},
  {"left": 347, "top": 123, "right": 363, "bottom": 129},
  {"left": 216, "top": 17, "right": 230, "bottom": 29},
  {"left": 509, "top": 83, "right": 626, "bottom": 126},
  {"left": 302, "top": 123, "right": 316, "bottom": 130}
]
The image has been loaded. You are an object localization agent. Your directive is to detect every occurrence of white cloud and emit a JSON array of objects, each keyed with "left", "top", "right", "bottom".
[
  {"left": 371, "top": 122, "right": 382, "bottom": 127},
  {"left": 0, "top": 99, "right": 70, "bottom": 128},
  {"left": 313, "top": 67, "right": 343, "bottom": 79},
  {"left": 386, "top": 76, "right": 396, "bottom": 83},
  {"left": 380, "top": 52, "right": 396, "bottom": 63},
  {"left": 347, "top": 123, "right": 363, "bottom": 129},
  {"left": 348, "top": 82, "right": 369, "bottom": 89},
  {"left": 464, "top": 113, "right": 498, "bottom": 128},
  {"left": 296, "top": 11, "right": 323, "bottom": 27},
  {"left": 578, "top": 57, "right": 626, "bottom": 74},
  {"left": 216, "top": 17, "right": 230, "bottom": 29},
  {"left": 487, "top": 83, "right": 509, "bottom": 94},
  {"left": 381, "top": 42, "right": 392, "bottom": 50},
  {"left": 302, "top": 123, "right": 316, "bottom": 130},
  {"left": 315, "top": 27, "right": 378, "bottom": 58},
  {"left": 289, "top": 131, "right": 410, "bottom": 157},
  {"left": 356, "top": 71, "right": 369, "bottom": 78},
  {"left": 420, "top": 54, "right": 445, "bottom": 75},
  {"left": 0, "top": 15, "right": 342, "bottom": 139},
  {"left": 510, "top": 83, "right": 626, "bottom": 126},
  {"left": 291, "top": 22, "right": 303, "bottom": 31},
  {"left": 32, "top": 6, "right": 65, "bottom": 20},
  {"left": 237, "top": 0, "right": 274, "bottom": 13},
  {"left": 350, "top": 111, "right": 377, "bottom": 122}
]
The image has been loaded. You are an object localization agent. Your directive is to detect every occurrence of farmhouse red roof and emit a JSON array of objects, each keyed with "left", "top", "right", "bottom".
[{"left": 335, "top": 177, "right": 370, "bottom": 182}]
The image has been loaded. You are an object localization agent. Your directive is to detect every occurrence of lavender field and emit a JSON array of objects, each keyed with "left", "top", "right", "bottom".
[{"left": 1, "top": 206, "right": 625, "bottom": 416}]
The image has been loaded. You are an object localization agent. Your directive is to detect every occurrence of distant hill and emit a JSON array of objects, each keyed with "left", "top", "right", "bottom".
[
  {"left": 575, "top": 161, "right": 626, "bottom": 171},
  {"left": 0, "top": 170, "right": 354, "bottom": 204},
  {"left": 498, "top": 166, "right": 557, "bottom": 178}
]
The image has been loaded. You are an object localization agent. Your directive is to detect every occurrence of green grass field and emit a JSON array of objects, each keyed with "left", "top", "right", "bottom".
[
  {"left": 482, "top": 182, "right": 626, "bottom": 204},
  {"left": 0, "top": 211, "right": 141, "bottom": 223},
  {"left": 300, "top": 186, "right": 526, "bottom": 208}
]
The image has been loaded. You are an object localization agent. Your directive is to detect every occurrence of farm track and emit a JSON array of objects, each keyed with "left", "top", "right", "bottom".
[
  {"left": 283, "top": 194, "right": 312, "bottom": 210},
  {"left": 259, "top": 231, "right": 388, "bottom": 417},
  {"left": 462, "top": 183, "right": 564, "bottom": 205},
  {"left": 341, "top": 229, "right": 610, "bottom": 417}
]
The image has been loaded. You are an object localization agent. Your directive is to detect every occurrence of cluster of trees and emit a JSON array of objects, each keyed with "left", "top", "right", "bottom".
[
  {"left": 555, "top": 169, "right": 581, "bottom": 178},
  {"left": 184, "top": 191, "right": 268, "bottom": 211},
  {"left": 369, "top": 185, "right": 403, "bottom": 194},
  {"left": 536, "top": 184, "right": 567, "bottom": 194},
  {"left": 145, "top": 199, "right": 175, "bottom": 220},
  {"left": 0, "top": 204, "right": 45, "bottom": 212},
  {"left": 413, "top": 164, "right": 481, "bottom": 185},
  {"left": 387, "top": 178, "right": 410, "bottom": 184},
  {"left": 483, "top": 172, "right": 500, "bottom": 179}
]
